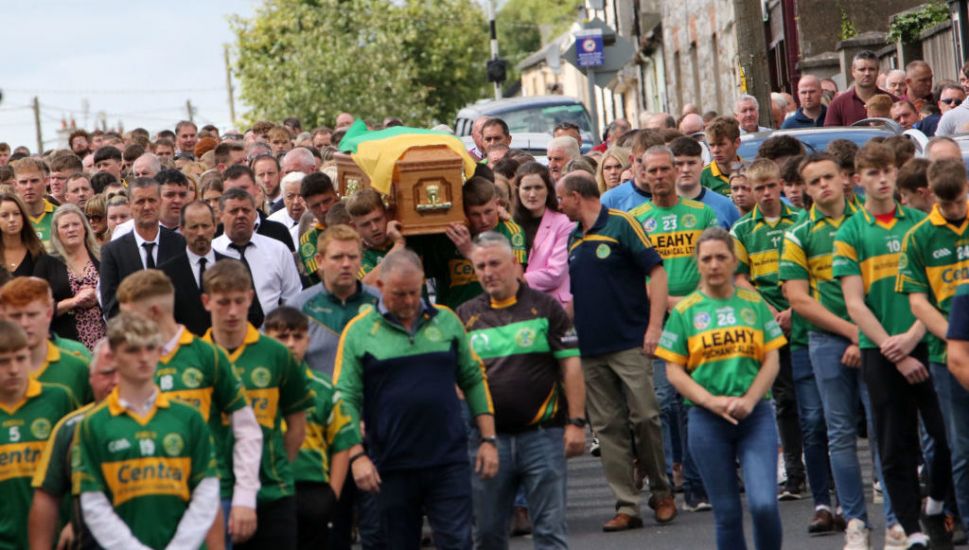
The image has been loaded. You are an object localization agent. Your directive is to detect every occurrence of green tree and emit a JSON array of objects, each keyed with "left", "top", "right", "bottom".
[
  {"left": 496, "top": 0, "right": 582, "bottom": 85},
  {"left": 230, "top": 0, "right": 488, "bottom": 128}
]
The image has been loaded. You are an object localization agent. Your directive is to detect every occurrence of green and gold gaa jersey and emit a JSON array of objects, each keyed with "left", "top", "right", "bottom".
[
  {"left": 293, "top": 368, "right": 356, "bottom": 484},
  {"left": 778, "top": 201, "right": 859, "bottom": 328},
  {"left": 629, "top": 197, "right": 718, "bottom": 296},
  {"left": 897, "top": 202, "right": 969, "bottom": 363},
  {"left": 205, "top": 325, "right": 311, "bottom": 502},
  {"left": 157, "top": 328, "right": 248, "bottom": 497},
  {"left": 29, "top": 200, "right": 56, "bottom": 250},
  {"left": 655, "top": 288, "right": 787, "bottom": 405},
  {"left": 0, "top": 380, "right": 74, "bottom": 549},
  {"left": 833, "top": 204, "right": 925, "bottom": 349},
  {"left": 33, "top": 341, "right": 92, "bottom": 407},
  {"left": 360, "top": 243, "right": 392, "bottom": 279},
  {"left": 299, "top": 222, "right": 326, "bottom": 286},
  {"left": 731, "top": 203, "right": 801, "bottom": 311},
  {"left": 72, "top": 389, "right": 215, "bottom": 550}
]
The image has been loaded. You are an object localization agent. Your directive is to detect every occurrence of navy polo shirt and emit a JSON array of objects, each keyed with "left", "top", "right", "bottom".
[{"left": 568, "top": 205, "right": 664, "bottom": 356}]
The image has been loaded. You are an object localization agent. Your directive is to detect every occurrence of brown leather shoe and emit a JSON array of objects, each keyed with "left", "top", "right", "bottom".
[
  {"left": 602, "top": 513, "right": 644, "bottom": 532},
  {"left": 649, "top": 495, "right": 678, "bottom": 524},
  {"left": 510, "top": 506, "right": 532, "bottom": 536},
  {"left": 807, "top": 508, "right": 836, "bottom": 534}
]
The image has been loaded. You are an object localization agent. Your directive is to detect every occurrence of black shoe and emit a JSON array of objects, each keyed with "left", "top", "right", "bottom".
[
  {"left": 924, "top": 513, "right": 955, "bottom": 550},
  {"left": 510, "top": 507, "right": 532, "bottom": 537},
  {"left": 947, "top": 514, "right": 967, "bottom": 546},
  {"left": 778, "top": 480, "right": 803, "bottom": 501},
  {"left": 682, "top": 491, "right": 712, "bottom": 512}
]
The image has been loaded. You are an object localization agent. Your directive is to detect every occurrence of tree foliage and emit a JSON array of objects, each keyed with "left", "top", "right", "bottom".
[
  {"left": 230, "top": 0, "right": 489, "bottom": 128},
  {"left": 496, "top": 0, "right": 583, "bottom": 84}
]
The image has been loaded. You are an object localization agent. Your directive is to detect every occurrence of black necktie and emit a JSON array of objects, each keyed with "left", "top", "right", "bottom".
[
  {"left": 197, "top": 257, "right": 207, "bottom": 289},
  {"left": 142, "top": 242, "right": 156, "bottom": 269},
  {"left": 228, "top": 242, "right": 264, "bottom": 322}
]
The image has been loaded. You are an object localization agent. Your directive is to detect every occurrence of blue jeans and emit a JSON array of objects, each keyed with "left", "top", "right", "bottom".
[
  {"left": 808, "top": 331, "right": 895, "bottom": 526},
  {"left": 470, "top": 427, "right": 568, "bottom": 550},
  {"left": 931, "top": 362, "right": 969, "bottom": 530},
  {"left": 790, "top": 347, "right": 831, "bottom": 507},
  {"left": 654, "top": 359, "right": 684, "bottom": 469},
  {"left": 689, "top": 401, "right": 782, "bottom": 550}
]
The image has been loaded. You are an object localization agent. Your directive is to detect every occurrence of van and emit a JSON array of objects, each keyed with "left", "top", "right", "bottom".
[{"left": 454, "top": 96, "right": 597, "bottom": 153}]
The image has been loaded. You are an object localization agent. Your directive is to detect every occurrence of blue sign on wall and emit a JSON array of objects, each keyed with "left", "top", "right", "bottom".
[{"left": 575, "top": 29, "right": 604, "bottom": 68}]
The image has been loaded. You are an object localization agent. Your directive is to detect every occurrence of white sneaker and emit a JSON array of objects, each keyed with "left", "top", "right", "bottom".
[
  {"left": 883, "top": 524, "right": 907, "bottom": 549},
  {"left": 843, "top": 518, "right": 871, "bottom": 550}
]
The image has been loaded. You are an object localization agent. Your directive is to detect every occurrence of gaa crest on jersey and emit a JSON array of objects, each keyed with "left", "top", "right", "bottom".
[
  {"left": 643, "top": 218, "right": 658, "bottom": 232},
  {"left": 595, "top": 243, "right": 611, "bottom": 259},
  {"left": 511, "top": 233, "right": 525, "bottom": 247},
  {"left": 740, "top": 308, "right": 757, "bottom": 325},
  {"left": 163, "top": 433, "right": 184, "bottom": 457},
  {"left": 469, "top": 332, "right": 490, "bottom": 353},
  {"left": 693, "top": 312, "right": 711, "bottom": 330},
  {"left": 898, "top": 253, "right": 909, "bottom": 269},
  {"left": 515, "top": 327, "right": 537, "bottom": 348},
  {"left": 30, "top": 418, "right": 51, "bottom": 439},
  {"left": 251, "top": 367, "right": 272, "bottom": 389},
  {"left": 300, "top": 242, "right": 315, "bottom": 257},
  {"left": 181, "top": 368, "right": 203, "bottom": 389},
  {"left": 424, "top": 326, "right": 443, "bottom": 342},
  {"left": 682, "top": 214, "right": 697, "bottom": 229}
]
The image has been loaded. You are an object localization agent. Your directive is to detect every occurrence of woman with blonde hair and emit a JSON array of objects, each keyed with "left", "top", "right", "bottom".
[
  {"left": 33, "top": 203, "right": 105, "bottom": 348},
  {"left": 595, "top": 146, "right": 631, "bottom": 194}
]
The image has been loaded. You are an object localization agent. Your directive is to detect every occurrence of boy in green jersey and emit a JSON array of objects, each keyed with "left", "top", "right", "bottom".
[
  {"left": 11, "top": 158, "right": 56, "bottom": 249},
  {"left": 117, "top": 269, "right": 263, "bottom": 547},
  {"left": 733, "top": 159, "right": 825, "bottom": 524},
  {"left": 700, "top": 117, "right": 742, "bottom": 197},
  {"left": 73, "top": 312, "right": 218, "bottom": 549},
  {"left": 835, "top": 142, "right": 950, "bottom": 548},
  {"left": 264, "top": 306, "right": 354, "bottom": 550},
  {"left": 297, "top": 173, "right": 340, "bottom": 286},
  {"left": 0, "top": 277, "right": 92, "bottom": 406},
  {"left": 29, "top": 339, "right": 118, "bottom": 550},
  {"left": 0, "top": 320, "right": 74, "bottom": 549},
  {"left": 629, "top": 147, "right": 717, "bottom": 511},
  {"left": 897, "top": 158, "right": 969, "bottom": 537},
  {"left": 346, "top": 188, "right": 407, "bottom": 286},
  {"left": 779, "top": 152, "right": 893, "bottom": 548},
  {"left": 203, "top": 259, "right": 311, "bottom": 550}
]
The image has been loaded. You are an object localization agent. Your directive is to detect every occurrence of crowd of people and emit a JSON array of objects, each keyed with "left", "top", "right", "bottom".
[{"left": 3, "top": 47, "right": 969, "bottom": 550}]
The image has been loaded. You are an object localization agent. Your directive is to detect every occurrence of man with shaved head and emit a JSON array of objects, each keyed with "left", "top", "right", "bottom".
[
  {"left": 678, "top": 113, "right": 705, "bottom": 136},
  {"left": 906, "top": 60, "right": 934, "bottom": 110},
  {"left": 783, "top": 74, "right": 827, "bottom": 128}
]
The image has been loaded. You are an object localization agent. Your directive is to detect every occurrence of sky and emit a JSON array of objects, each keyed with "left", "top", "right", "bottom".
[{"left": 0, "top": 0, "right": 261, "bottom": 152}]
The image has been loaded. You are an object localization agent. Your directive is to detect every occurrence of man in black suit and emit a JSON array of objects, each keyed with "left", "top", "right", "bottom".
[
  {"left": 99, "top": 177, "right": 185, "bottom": 317},
  {"left": 158, "top": 201, "right": 264, "bottom": 335},
  {"left": 219, "top": 164, "right": 296, "bottom": 251}
]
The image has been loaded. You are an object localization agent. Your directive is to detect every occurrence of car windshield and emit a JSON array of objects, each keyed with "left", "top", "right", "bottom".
[{"left": 498, "top": 104, "right": 593, "bottom": 135}]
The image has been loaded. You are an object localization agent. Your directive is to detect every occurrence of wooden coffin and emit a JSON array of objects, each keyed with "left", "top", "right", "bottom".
[{"left": 335, "top": 147, "right": 467, "bottom": 236}]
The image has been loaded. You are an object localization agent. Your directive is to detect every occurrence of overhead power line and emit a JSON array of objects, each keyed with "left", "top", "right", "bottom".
[{"left": 3, "top": 87, "right": 224, "bottom": 96}]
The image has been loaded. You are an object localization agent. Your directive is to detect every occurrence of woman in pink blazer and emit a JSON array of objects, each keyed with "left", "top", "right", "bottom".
[{"left": 512, "top": 162, "right": 574, "bottom": 308}]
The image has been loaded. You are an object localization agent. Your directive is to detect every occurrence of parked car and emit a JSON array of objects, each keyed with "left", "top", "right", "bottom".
[
  {"left": 737, "top": 119, "right": 927, "bottom": 160},
  {"left": 454, "top": 95, "right": 598, "bottom": 152}
]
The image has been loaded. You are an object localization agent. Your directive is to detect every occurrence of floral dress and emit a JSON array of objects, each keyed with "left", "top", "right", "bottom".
[{"left": 69, "top": 261, "right": 106, "bottom": 350}]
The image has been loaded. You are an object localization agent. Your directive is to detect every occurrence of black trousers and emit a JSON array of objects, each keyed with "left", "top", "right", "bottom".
[
  {"left": 235, "top": 495, "right": 298, "bottom": 550},
  {"left": 773, "top": 346, "right": 805, "bottom": 484},
  {"left": 296, "top": 482, "right": 337, "bottom": 550},
  {"left": 862, "top": 345, "right": 952, "bottom": 535}
]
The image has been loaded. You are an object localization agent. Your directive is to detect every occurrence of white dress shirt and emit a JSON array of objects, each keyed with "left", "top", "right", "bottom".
[
  {"left": 132, "top": 228, "right": 160, "bottom": 268},
  {"left": 267, "top": 207, "right": 299, "bottom": 229},
  {"left": 112, "top": 219, "right": 178, "bottom": 240},
  {"left": 212, "top": 232, "right": 302, "bottom": 314},
  {"left": 185, "top": 248, "right": 216, "bottom": 289}
]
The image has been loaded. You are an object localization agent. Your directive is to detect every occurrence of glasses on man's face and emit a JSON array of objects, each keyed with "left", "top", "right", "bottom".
[
  {"left": 87, "top": 215, "right": 104, "bottom": 222},
  {"left": 942, "top": 98, "right": 962, "bottom": 106}
]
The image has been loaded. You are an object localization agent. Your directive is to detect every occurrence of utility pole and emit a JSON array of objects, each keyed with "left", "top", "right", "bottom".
[
  {"left": 486, "top": 0, "right": 503, "bottom": 100},
  {"left": 733, "top": 0, "right": 774, "bottom": 128},
  {"left": 32, "top": 97, "right": 42, "bottom": 154},
  {"left": 185, "top": 99, "right": 194, "bottom": 123},
  {"left": 224, "top": 44, "right": 237, "bottom": 125}
]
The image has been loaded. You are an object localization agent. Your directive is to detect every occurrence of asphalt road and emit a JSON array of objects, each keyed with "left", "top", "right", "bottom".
[{"left": 509, "top": 438, "right": 892, "bottom": 550}]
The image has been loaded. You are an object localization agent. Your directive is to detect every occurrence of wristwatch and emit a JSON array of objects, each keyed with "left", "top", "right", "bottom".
[
  {"left": 566, "top": 417, "right": 588, "bottom": 428},
  {"left": 480, "top": 436, "right": 498, "bottom": 447}
]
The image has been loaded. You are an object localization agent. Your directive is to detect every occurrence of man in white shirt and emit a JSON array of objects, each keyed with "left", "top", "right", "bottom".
[
  {"left": 212, "top": 188, "right": 302, "bottom": 317},
  {"left": 267, "top": 171, "right": 306, "bottom": 244}
]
